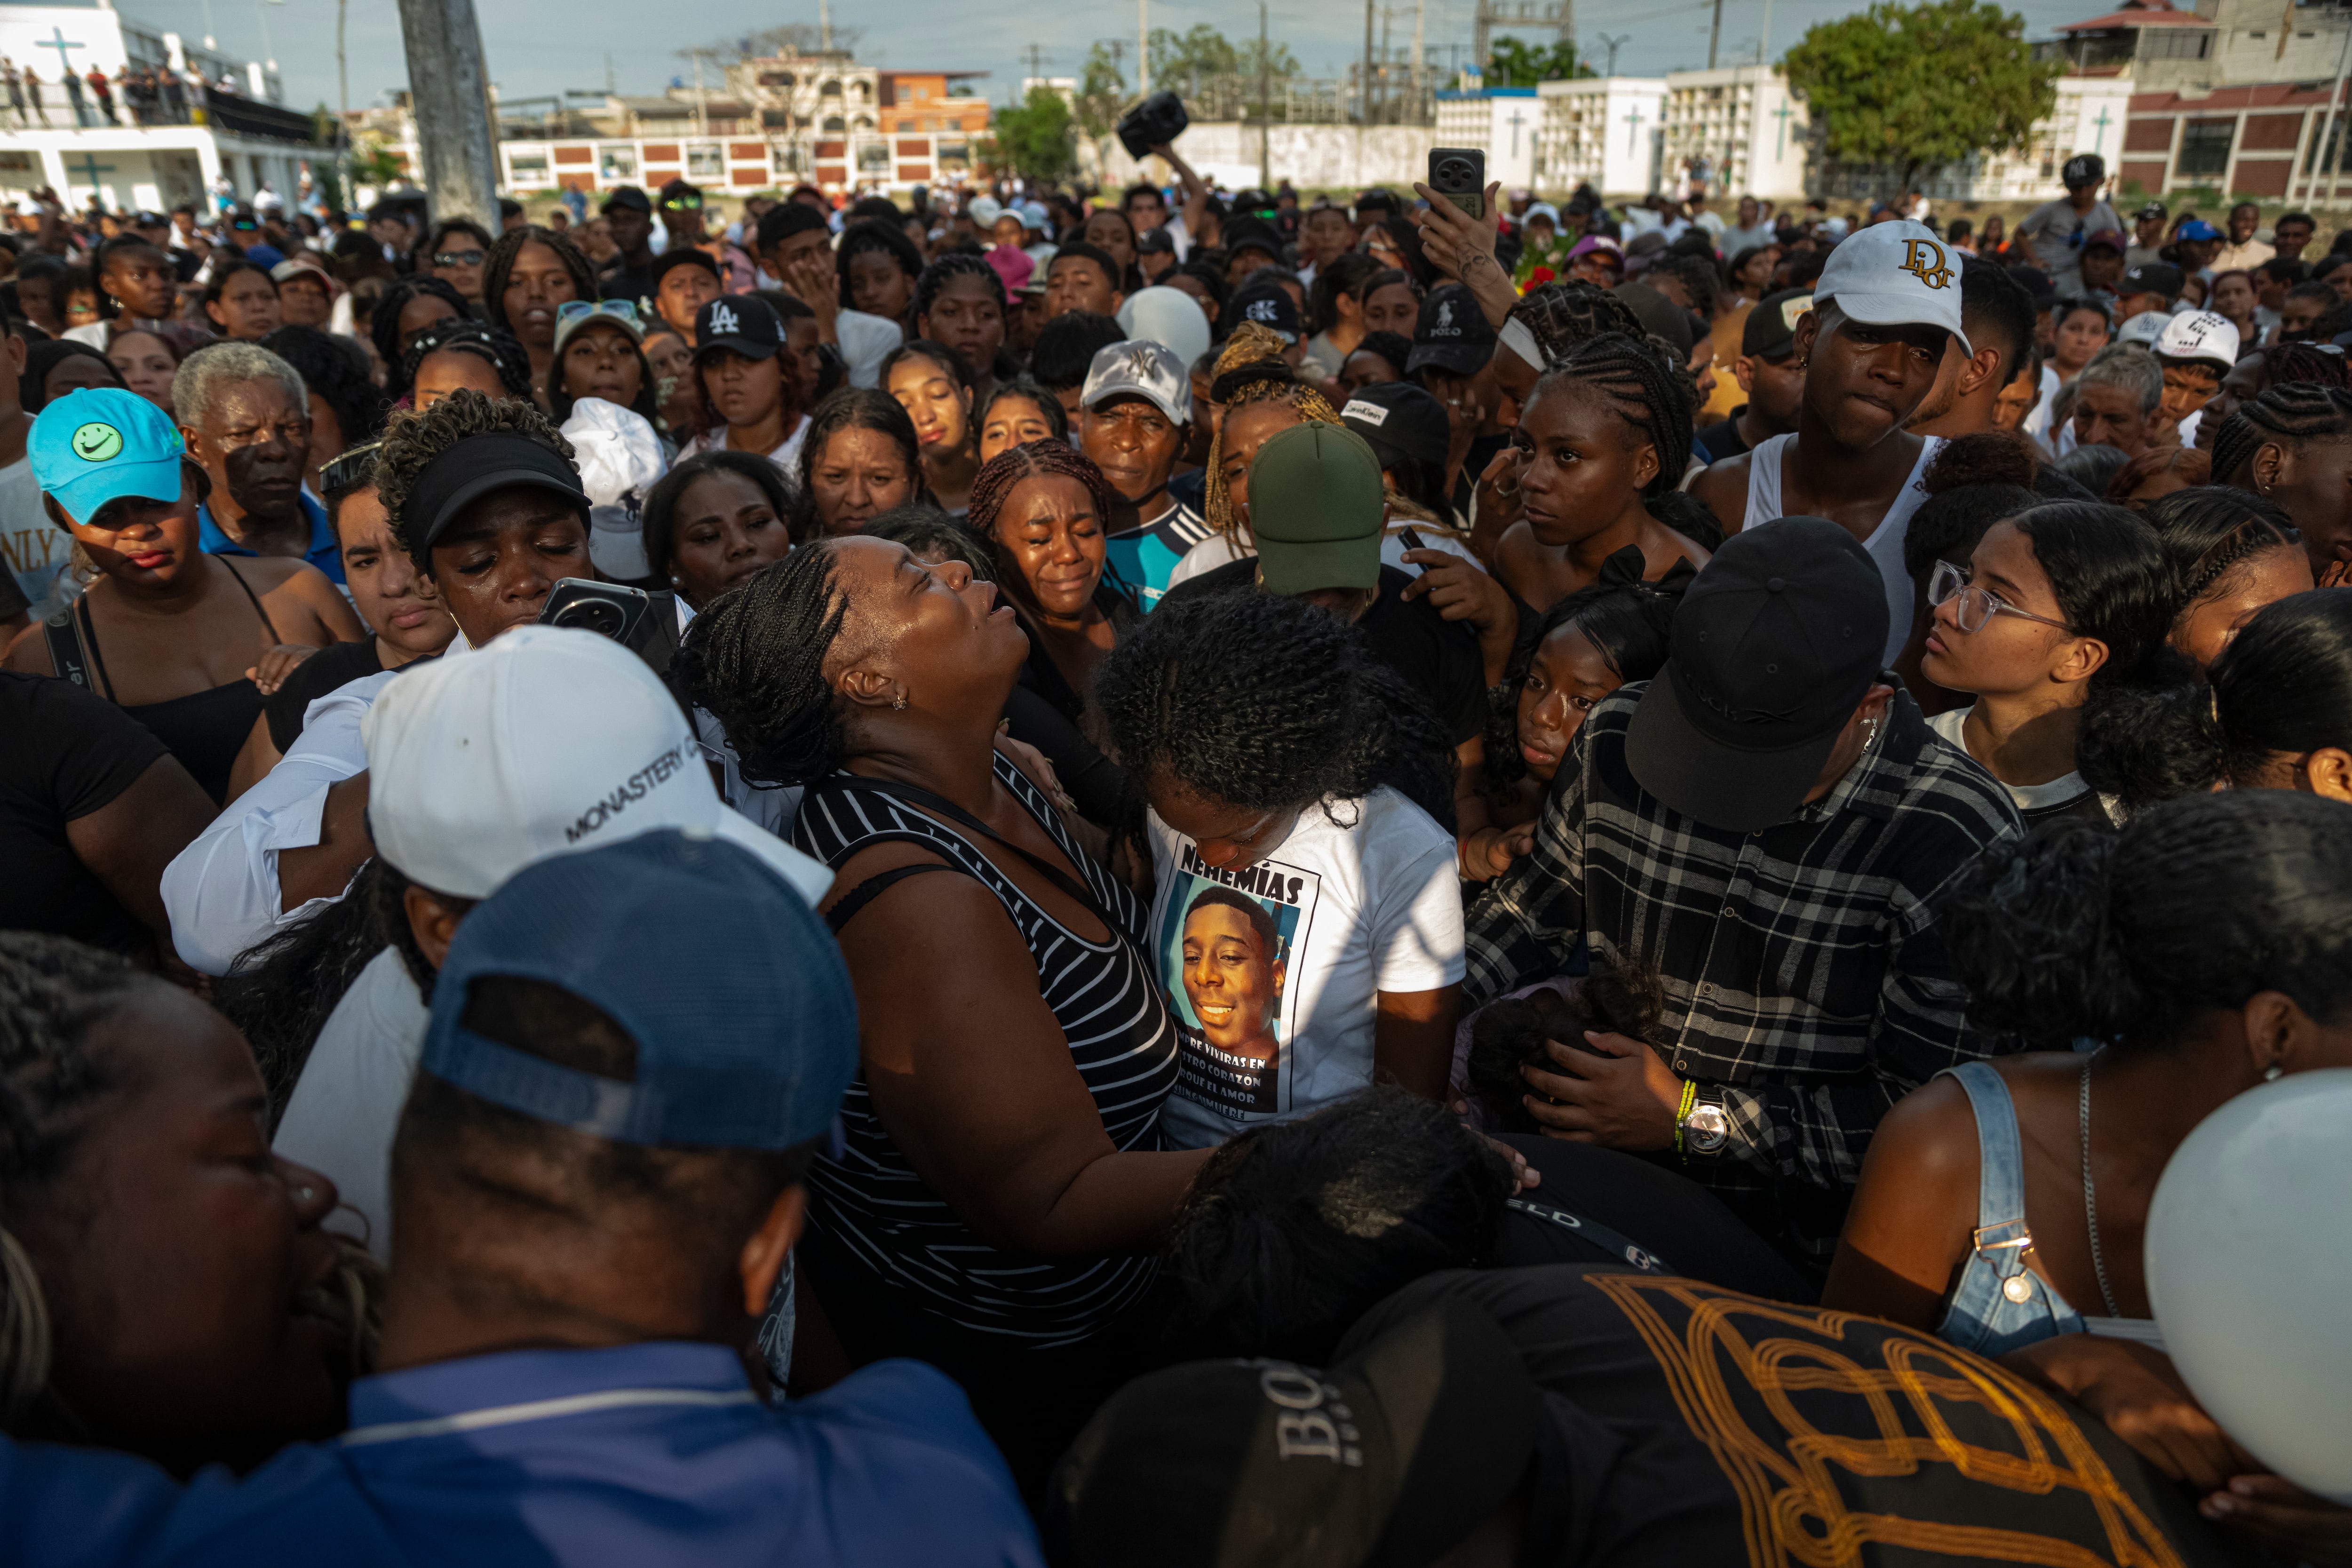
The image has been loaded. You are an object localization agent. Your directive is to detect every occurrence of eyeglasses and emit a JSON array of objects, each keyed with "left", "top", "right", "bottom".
[
  {"left": 318, "top": 439, "right": 383, "bottom": 494},
  {"left": 432, "top": 248, "right": 485, "bottom": 268},
  {"left": 556, "top": 299, "right": 640, "bottom": 329},
  {"left": 1929, "top": 559, "right": 2074, "bottom": 636}
]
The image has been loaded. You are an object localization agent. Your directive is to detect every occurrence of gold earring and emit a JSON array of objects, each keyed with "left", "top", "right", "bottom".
[{"left": 893, "top": 692, "right": 908, "bottom": 710}]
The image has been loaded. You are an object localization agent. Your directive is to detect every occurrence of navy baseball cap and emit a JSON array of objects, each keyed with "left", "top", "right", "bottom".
[
  {"left": 29, "top": 387, "right": 186, "bottom": 525},
  {"left": 421, "top": 830, "right": 858, "bottom": 1151}
]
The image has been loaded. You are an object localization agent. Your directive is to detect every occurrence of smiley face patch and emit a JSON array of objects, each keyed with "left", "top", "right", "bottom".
[{"left": 70, "top": 422, "right": 124, "bottom": 462}]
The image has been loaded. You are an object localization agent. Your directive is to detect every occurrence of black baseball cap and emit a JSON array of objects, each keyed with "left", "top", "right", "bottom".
[
  {"left": 693, "top": 294, "right": 784, "bottom": 361},
  {"left": 1136, "top": 226, "right": 1177, "bottom": 256},
  {"left": 651, "top": 247, "right": 723, "bottom": 292},
  {"left": 2062, "top": 152, "right": 2105, "bottom": 189},
  {"left": 600, "top": 185, "right": 651, "bottom": 216},
  {"left": 1337, "top": 381, "right": 1449, "bottom": 470},
  {"left": 1218, "top": 278, "right": 1304, "bottom": 342},
  {"left": 1043, "top": 1300, "right": 1542, "bottom": 1568},
  {"left": 1623, "top": 516, "right": 1890, "bottom": 832},
  {"left": 1741, "top": 288, "right": 1813, "bottom": 361},
  {"left": 1405, "top": 282, "right": 1499, "bottom": 376},
  {"left": 2119, "top": 262, "right": 2183, "bottom": 302},
  {"left": 1224, "top": 215, "right": 1286, "bottom": 263},
  {"left": 2009, "top": 265, "right": 2057, "bottom": 311}
]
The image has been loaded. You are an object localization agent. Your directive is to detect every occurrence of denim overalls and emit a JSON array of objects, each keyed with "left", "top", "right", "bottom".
[{"left": 1932, "top": 1062, "right": 2088, "bottom": 1356}]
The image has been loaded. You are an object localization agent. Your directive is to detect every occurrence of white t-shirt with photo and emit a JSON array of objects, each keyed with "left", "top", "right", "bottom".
[{"left": 1144, "top": 785, "right": 1463, "bottom": 1150}]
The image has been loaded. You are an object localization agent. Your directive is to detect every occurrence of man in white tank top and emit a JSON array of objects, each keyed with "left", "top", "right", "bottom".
[{"left": 1690, "top": 222, "right": 1971, "bottom": 665}]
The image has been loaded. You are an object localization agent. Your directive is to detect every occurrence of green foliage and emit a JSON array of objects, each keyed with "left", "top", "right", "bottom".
[
  {"left": 1075, "top": 41, "right": 1128, "bottom": 141},
  {"left": 1151, "top": 24, "right": 1239, "bottom": 84},
  {"left": 1237, "top": 36, "right": 1303, "bottom": 81},
  {"left": 985, "top": 86, "right": 1078, "bottom": 184},
  {"left": 1486, "top": 37, "right": 1588, "bottom": 86},
  {"left": 350, "top": 139, "right": 405, "bottom": 190},
  {"left": 1782, "top": 0, "right": 2058, "bottom": 184}
]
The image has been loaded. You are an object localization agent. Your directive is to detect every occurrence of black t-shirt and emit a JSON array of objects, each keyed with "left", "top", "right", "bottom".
[
  {"left": 0, "top": 670, "right": 169, "bottom": 953},
  {"left": 263, "top": 637, "right": 384, "bottom": 753},
  {"left": 597, "top": 259, "right": 653, "bottom": 308},
  {"left": 1339, "top": 1267, "right": 2241, "bottom": 1568},
  {"left": 1160, "top": 560, "right": 1486, "bottom": 744},
  {"left": 1491, "top": 1135, "right": 1816, "bottom": 1303},
  {"left": 1695, "top": 407, "right": 1749, "bottom": 463}
]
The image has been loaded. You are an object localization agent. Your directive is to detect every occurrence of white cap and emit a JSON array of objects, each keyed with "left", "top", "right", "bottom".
[
  {"left": 2155, "top": 310, "right": 2241, "bottom": 373},
  {"left": 1813, "top": 221, "right": 1970, "bottom": 355},
  {"left": 1081, "top": 339, "right": 1191, "bottom": 424},
  {"left": 562, "top": 399, "right": 669, "bottom": 581},
  {"left": 969, "top": 195, "right": 1003, "bottom": 228},
  {"left": 2118, "top": 310, "right": 2170, "bottom": 349},
  {"left": 361, "top": 625, "right": 831, "bottom": 906},
  {"left": 1115, "top": 286, "right": 1212, "bottom": 374}
]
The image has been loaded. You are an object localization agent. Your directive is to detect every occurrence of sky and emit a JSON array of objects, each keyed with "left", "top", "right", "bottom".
[{"left": 104, "top": 0, "right": 2114, "bottom": 116}]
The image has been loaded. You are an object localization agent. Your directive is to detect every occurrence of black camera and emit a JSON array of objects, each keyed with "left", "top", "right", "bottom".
[
  {"left": 1429, "top": 147, "right": 1486, "bottom": 221},
  {"left": 1118, "top": 92, "right": 1190, "bottom": 160},
  {"left": 541, "top": 578, "right": 652, "bottom": 644}
]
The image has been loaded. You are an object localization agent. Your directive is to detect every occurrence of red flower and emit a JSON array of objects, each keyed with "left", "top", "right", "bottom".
[{"left": 1530, "top": 265, "right": 1557, "bottom": 284}]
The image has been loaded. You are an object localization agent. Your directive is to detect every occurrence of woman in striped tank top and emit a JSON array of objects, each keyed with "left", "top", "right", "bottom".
[{"left": 676, "top": 531, "right": 1207, "bottom": 1494}]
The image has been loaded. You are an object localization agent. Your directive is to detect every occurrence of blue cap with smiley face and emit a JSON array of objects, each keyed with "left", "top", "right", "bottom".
[{"left": 30, "top": 387, "right": 186, "bottom": 526}]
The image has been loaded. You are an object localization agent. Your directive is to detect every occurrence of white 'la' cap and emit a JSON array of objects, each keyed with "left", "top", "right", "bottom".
[
  {"left": 2154, "top": 310, "right": 2241, "bottom": 374},
  {"left": 1812, "top": 220, "right": 1972, "bottom": 357},
  {"left": 360, "top": 625, "right": 831, "bottom": 905}
]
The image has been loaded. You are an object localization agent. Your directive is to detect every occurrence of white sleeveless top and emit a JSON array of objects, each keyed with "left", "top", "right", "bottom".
[{"left": 1742, "top": 432, "right": 1943, "bottom": 666}]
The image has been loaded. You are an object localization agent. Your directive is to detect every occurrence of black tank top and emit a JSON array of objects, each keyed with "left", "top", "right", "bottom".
[
  {"left": 794, "top": 753, "right": 1179, "bottom": 1347},
  {"left": 59, "top": 559, "right": 279, "bottom": 804}
]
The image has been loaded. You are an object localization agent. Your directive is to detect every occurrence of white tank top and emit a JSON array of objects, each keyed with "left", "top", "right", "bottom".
[{"left": 1742, "top": 432, "right": 1943, "bottom": 667}]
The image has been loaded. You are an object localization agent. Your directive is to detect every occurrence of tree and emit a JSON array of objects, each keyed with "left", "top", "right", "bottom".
[
  {"left": 1486, "top": 37, "right": 1587, "bottom": 86},
  {"left": 1150, "top": 24, "right": 1239, "bottom": 89},
  {"left": 1782, "top": 0, "right": 2059, "bottom": 189},
  {"left": 985, "top": 86, "right": 1078, "bottom": 185},
  {"left": 1236, "top": 37, "right": 1303, "bottom": 81},
  {"left": 1075, "top": 41, "right": 1127, "bottom": 142}
]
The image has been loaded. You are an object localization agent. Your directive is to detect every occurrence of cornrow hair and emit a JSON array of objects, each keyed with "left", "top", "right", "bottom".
[
  {"left": 479, "top": 225, "right": 597, "bottom": 337},
  {"left": 2141, "top": 486, "right": 2303, "bottom": 610},
  {"left": 374, "top": 388, "right": 575, "bottom": 562},
  {"left": 835, "top": 217, "right": 926, "bottom": 302},
  {"left": 1203, "top": 325, "right": 1343, "bottom": 548},
  {"left": 788, "top": 388, "right": 933, "bottom": 543},
  {"left": 397, "top": 319, "right": 535, "bottom": 405},
  {"left": 1510, "top": 280, "right": 1645, "bottom": 362},
  {"left": 1535, "top": 331, "right": 1695, "bottom": 503},
  {"left": 913, "top": 252, "right": 1003, "bottom": 328},
  {"left": 673, "top": 541, "right": 852, "bottom": 788},
  {"left": 1096, "top": 589, "right": 1461, "bottom": 832},
  {"left": 2213, "top": 381, "right": 2352, "bottom": 489},
  {"left": 369, "top": 276, "right": 471, "bottom": 394},
  {"left": 967, "top": 439, "right": 1118, "bottom": 543}
]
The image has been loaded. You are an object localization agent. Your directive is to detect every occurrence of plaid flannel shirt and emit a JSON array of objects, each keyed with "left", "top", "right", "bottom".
[{"left": 1465, "top": 683, "right": 2023, "bottom": 1260}]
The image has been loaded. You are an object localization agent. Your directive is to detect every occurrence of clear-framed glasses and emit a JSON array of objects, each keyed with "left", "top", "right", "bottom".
[
  {"left": 1929, "top": 559, "right": 2074, "bottom": 636},
  {"left": 555, "top": 299, "right": 640, "bottom": 328}
]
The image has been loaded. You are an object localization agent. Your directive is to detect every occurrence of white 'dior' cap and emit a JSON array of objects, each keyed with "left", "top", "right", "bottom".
[
  {"left": 360, "top": 625, "right": 832, "bottom": 906},
  {"left": 2154, "top": 310, "right": 2241, "bottom": 374},
  {"left": 1812, "top": 220, "right": 1971, "bottom": 357}
]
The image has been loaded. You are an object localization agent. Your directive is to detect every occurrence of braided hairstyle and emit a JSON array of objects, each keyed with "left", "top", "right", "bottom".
[
  {"left": 369, "top": 276, "right": 470, "bottom": 394},
  {"left": 673, "top": 541, "right": 852, "bottom": 787},
  {"left": 1531, "top": 331, "right": 1695, "bottom": 512},
  {"left": 912, "top": 251, "right": 1007, "bottom": 366},
  {"left": 788, "top": 388, "right": 933, "bottom": 543},
  {"left": 2140, "top": 486, "right": 2303, "bottom": 631},
  {"left": 1509, "top": 280, "right": 1646, "bottom": 363},
  {"left": 2212, "top": 381, "right": 2352, "bottom": 490},
  {"left": 397, "top": 319, "right": 535, "bottom": 406},
  {"left": 479, "top": 225, "right": 596, "bottom": 338},
  {"left": 1203, "top": 324, "right": 1343, "bottom": 549},
  {"left": 375, "top": 388, "right": 575, "bottom": 569},
  {"left": 966, "top": 440, "right": 1130, "bottom": 608},
  {"left": 1096, "top": 589, "right": 1461, "bottom": 832}
]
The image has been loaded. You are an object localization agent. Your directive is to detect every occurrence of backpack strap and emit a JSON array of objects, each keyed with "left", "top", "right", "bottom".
[{"left": 43, "top": 607, "right": 92, "bottom": 692}]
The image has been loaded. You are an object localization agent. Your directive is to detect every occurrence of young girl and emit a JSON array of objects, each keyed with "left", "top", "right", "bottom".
[{"left": 883, "top": 339, "right": 981, "bottom": 514}]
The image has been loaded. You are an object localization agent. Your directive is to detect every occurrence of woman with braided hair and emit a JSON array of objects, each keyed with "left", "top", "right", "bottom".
[
  {"left": 1161, "top": 323, "right": 1345, "bottom": 592},
  {"left": 1097, "top": 589, "right": 1466, "bottom": 1153},
  {"left": 911, "top": 253, "right": 1010, "bottom": 410},
  {"left": 0, "top": 930, "right": 371, "bottom": 1470},
  {"left": 674, "top": 532, "right": 1199, "bottom": 1491},
  {"left": 2213, "top": 381, "right": 2352, "bottom": 582},
  {"left": 2140, "top": 486, "right": 2313, "bottom": 666},
  {"left": 480, "top": 224, "right": 596, "bottom": 410},
  {"left": 2190, "top": 337, "right": 2350, "bottom": 457},
  {"left": 401, "top": 319, "right": 535, "bottom": 414}
]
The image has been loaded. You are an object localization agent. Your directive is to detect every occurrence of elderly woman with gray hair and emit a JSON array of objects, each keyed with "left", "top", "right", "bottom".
[
  {"left": 2063, "top": 343, "right": 2166, "bottom": 461},
  {"left": 171, "top": 341, "right": 343, "bottom": 586}
]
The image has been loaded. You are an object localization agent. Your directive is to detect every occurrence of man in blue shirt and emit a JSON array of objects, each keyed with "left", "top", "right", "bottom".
[
  {"left": 179, "top": 342, "right": 343, "bottom": 584},
  {"left": 1086, "top": 339, "right": 1205, "bottom": 609},
  {"left": 0, "top": 831, "right": 1041, "bottom": 1567}
]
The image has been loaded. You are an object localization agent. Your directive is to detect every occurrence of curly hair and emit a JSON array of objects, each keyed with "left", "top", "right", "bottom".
[
  {"left": 375, "top": 387, "right": 575, "bottom": 567},
  {"left": 397, "top": 319, "right": 536, "bottom": 406},
  {"left": 480, "top": 225, "right": 596, "bottom": 337},
  {"left": 674, "top": 541, "right": 851, "bottom": 787},
  {"left": 1508, "top": 280, "right": 1644, "bottom": 362},
  {"left": 788, "top": 388, "right": 932, "bottom": 543},
  {"left": 1203, "top": 324, "right": 1343, "bottom": 549},
  {"left": 1922, "top": 430, "right": 2041, "bottom": 494},
  {"left": 368, "top": 276, "right": 470, "bottom": 392},
  {"left": 261, "top": 325, "right": 392, "bottom": 446},
  {"left": 1532, "top": 331, "right": 1695, "bottom": 506},
  {"left": 1096, "top": 589, "right": 1460, "bottom": 831}
]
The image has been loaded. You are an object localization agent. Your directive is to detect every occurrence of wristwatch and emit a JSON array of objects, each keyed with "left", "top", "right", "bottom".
[{"left": 1677, "top": 1084, "right": 1730, "bottom": 1157}]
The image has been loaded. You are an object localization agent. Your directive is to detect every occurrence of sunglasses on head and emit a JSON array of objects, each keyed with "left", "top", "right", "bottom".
[
  {"left": 318, "top": 439, "right": 384, "bottom": 494},
  {"left": 662, "top": 194, "right": 703, "bottom": 211},
  {"left": 231, "top": 219, "right": 258, "bottom": 231},
  {"left": 556, "top": 299, "right": 641, "bottom": 327},
  {"left": 432, "top": 248, "right": 485, "bottom": 268}
]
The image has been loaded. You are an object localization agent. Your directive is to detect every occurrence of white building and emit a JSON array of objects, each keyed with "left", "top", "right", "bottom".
[
  {"left": 1657, "top": 65, "right": 1809, "bottom": 201},
  {"left": 1431, "top": 85, "right": 1541, "bottom": 191},
  {"left": 0, "top": 2, "right": 324, "bottom": 212},
  {"left": 1534, "top": 76, "right": 1669, "bottom": 198},
  {"left": 1820, "top": 74, "right": 2138, "bottom": 203}
]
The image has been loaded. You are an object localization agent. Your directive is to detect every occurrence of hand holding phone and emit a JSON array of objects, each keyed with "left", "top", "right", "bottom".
[{"left": 1428, "top": 148, "right": 1486, "bottom": 221}]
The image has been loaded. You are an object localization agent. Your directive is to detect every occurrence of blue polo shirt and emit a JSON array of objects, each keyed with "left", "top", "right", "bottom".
[
  {"left": 0, "top": 1342, "right": 1041, "bottom": 1568},
  {"left": 199, "top": 489, "right": 343, "bottom": 584}
]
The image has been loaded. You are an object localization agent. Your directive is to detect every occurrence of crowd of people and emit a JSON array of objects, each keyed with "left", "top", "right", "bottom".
[{"left": 1, "top": 140, "right": 2349, "bottom": 1568}]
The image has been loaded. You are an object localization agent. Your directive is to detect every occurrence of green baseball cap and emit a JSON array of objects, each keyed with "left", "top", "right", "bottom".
[{"left": 1248, "top": 422, "right": 1386, "bottom": 597}]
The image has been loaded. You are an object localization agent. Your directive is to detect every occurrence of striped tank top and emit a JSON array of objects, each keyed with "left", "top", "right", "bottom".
[{"left": 793, "top": 753, "right": 1180, "bottom": 1347}]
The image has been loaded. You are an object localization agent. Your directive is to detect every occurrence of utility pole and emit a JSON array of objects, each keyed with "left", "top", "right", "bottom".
[
  {"left": 335, "top": 0, "right": 348, "bottom": 194},
  {"left": 818, "top": 0, "right": 831, "bottom": 52},
  {"left": 393, "top": 0, "right": 498, "bottom": 223},
  {"left": 1139, "top": 0, "right": 1150, "bottom": 96},
  {"left": 1024, "top": 41, "right": 1049, "bottom": 87},
  {"left": 1411, "top": 0, "right": 1425, "bottom": 114},
  {"left": 1361, "top": 0, "right": 1375, "bottom": 123},
  {"left": 1707, "top": 0, "right": 1724, "bottom": 69},
  {"left": 1598, "top": 31, "right": 1629, "bottom": 75},
  {"left": 1258, "top": 1, "right": 1271, "bottom": 189}
]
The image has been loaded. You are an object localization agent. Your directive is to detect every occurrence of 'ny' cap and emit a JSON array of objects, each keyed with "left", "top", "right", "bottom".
[
  {"left": 1811, "top": 220, "right": 1971, "bottom": 356},
  {"left": 28, "top": 387, "right": 185, "bottom": 525},
  {"left": 1082, "top": 338, "right": 1192, "bottom": 423}
]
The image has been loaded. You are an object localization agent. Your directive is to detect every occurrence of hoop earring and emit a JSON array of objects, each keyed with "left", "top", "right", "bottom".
[{"left": 0, "top": 1226, "right": 53, "bottom": 1428}]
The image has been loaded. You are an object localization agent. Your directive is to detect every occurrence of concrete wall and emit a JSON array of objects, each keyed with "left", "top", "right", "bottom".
[{"left": 1095, "top": 123, "right": 1439, "bottom": 192}]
